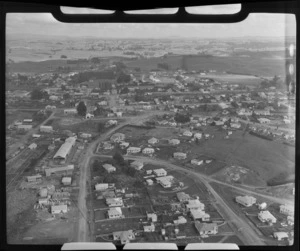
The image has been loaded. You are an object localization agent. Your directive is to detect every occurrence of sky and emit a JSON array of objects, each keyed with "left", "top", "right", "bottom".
[{"left": 6, "top": 5, "right": 296, "bottom": 39}]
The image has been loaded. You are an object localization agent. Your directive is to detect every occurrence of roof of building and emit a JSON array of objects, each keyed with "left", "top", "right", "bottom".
[
  {"left": 195, "top": 221, "right": 217, "bottom": 233},
  {"left": 259, "top": 210, "right": 277, "bottom": 220},
  {"left": 51, "top": 204, "right": 68, "bottom": 210},
  {"left": 177, "top": 192, "right": 190, "bottom": 201},
  {"left": 153, "top": 168, "right": 167, "bottom": 174},
  {"left": 106, "top": 197, "right": 123, "bottom": 204},
  {"left": 190, "top": 209, "right": 210, "bottom": 219},
  {"left": 108, "top": 207, "right": 122, "bottom": 215},
  {"left": 274, "top": 232, "right": 289, "bottom": 239},
  {"left": 53, "top": 142, "right": 73, "bottom": 159},
  {"left": 62, "top": 177, "right": 72, "bottom": 182}
]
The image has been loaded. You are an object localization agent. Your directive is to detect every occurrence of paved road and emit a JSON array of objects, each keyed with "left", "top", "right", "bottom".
[{"left": 76, "top": 110, "right": 166, "bottom": 242}]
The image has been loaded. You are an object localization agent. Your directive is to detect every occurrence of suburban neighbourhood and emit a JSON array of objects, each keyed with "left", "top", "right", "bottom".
[{"left": 5, "top": 12, "right": 296, "bottom": 247}]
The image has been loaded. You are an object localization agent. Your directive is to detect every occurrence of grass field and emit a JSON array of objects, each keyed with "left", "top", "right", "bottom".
[{"left": 6, "top": 110, "right": 36, "bottom": 127}]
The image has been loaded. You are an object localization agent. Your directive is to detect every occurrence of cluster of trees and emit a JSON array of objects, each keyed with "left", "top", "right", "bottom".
[
  {"left": 31, "top": 89, "right": 49, "bottom": 100},
  {"left": 113, "top": 151, "right": 137, "bottom": 177},
  {"left": 60, "top": 55, "right": 67, "bottom": 59},
  {"left": 174, "top": 112, "right": 191, "bottom": 123},
  {"left": 90, "top": 57, "right": 101, "bottom": 64},
  {"left": 116, "top": 71, "right": 131, "bottom": 83},
  {"left": 157, "top": 62, "right": 170, "bottom": 70},
  {"left": 120, "top": 87, "right": 130, "bottom": 94},
  {"left": 260, "top": 75, "right": 281, "bottom": 88},
  {"left": 76, "top": 101, "right": 87, "bottom": 116}
]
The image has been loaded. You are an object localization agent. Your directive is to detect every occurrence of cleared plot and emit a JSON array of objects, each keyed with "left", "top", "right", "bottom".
[
  {"left": 6, "top": 110, "right": 36, "bottom": 127},
  {"left": 95, "top": 218, "right": 143, "bottom": 235},
  {"left": 51, "top": 118, "right": 100, "bottom": 134},
  {"left": 94, "top": 210, "right": 107, "bottom": 221}
]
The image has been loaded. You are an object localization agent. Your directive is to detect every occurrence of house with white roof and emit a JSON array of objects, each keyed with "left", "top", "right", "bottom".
[
  {"left": 107, "top": 207, "right": 123, "bottom": 219},
  {"left": 147, "top": 213, "right": 157, "bottom": 222},
  {"left": 51, "top": 204, "right": 68, "bottom": 214},
  {"left": 28, "top": 143, "right": 37, "bottom": 150},
  {"left": 110, "top": 133, "right": 125, "bottom": 142},
  {"left": 156, "top": 175, "right": 174, "bottom": 188},
  {"left": 279, "top": 205, "right": 294, "bottom": 216},
  {"left": 173, "top": 216, "right": 187, "bottom": 225},
  {"left": 258, "top": 210, "right": 277, "bottom": 224},
  {"left": 186, "top": 199, "right": 205, "bottom": 211},
  {"left": 190, "top": 209, "right": 210, "bottom": 221},
  {"left": 40, "top": 125, "right": 53, "bottom": 133},
  {"left": 142, "top": 148, "right": 155, "bottom": 155},
  {"left": 148, "top": 137, "right": 159, "bottom": 144},
  {"left": 127, "top": 147, "right": 141, "bottom": 154},
  {"left": 273, "top": 232, "right": 289, "bottom": 241},
  {"left": 183, "top": 131, "right": 193, "bottom": 137},
  {"left": 235, "top": 196, "right": 257, "bottom": 207},
  {"left": 95, "top": 183, "right": 109, "bottom": 191},
  {"left": 173, "top": 152, "right": 187, "bottom": 159},
  {"left": 119, "top": 141, "right": 129, "bottom": 149},
  {"left": 130, "top": 160, "right": 144, "bottom": 170},
  {"left": 113, "top": 230, "right": 135, "bottom": 244},
  {"left": 146, "top": 179, "right": 153, "bottom": 186},
  {"left": 168, "top": 139, "right": 180, "bottom": 145},
  {"left": 103, "top": 164, "right": 116, "bottom": 173},
  {"left": 258, "top": 118, "right": 271, "bottom": 124},
  {"left": 106, "top": 197, "right": 124, "bottom": 207},
  {"left": 195, "top": 222, "right": 218, "bottom": 235},
  {"left": 153, "top": 168, "right": 167, "bottom": 177},
  {"left": 191, "top": 159, "right": 203, "bottom": 165},
  {"left": 194, "top": 133, "right": 202, "bottom": 139},
  {"left": 177, "top": 192, "right": 190, "bottom": 203}
]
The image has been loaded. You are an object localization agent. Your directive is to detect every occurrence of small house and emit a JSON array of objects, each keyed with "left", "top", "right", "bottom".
[
  {"left": 95, "top": 183, "right": 109, "bottom": 191},
  {"left": 127, "top": 147, "right": 141, "bottom": 154},
  {"left": 142, "top": 148, "right": 155, "bottom": 155},
  {"left": 258, "top": 210, "right": 277, "bottom": 224},
  {"left": 177, "top": 192, "right": 190, "bottom": 202},
  {"left": 130, "top": 160, "right": 144, "bottom": 170},
  {"left": 103, "top": 164, "right": 116, "bottom": 173},
  {"left": 183, "top": 131, "right": 193, "bottom": 137},
  {"left": 279, "top": 205, "right": 294, "bottom": 216},
  {"left": 186, "top": 199, "right": 205, "bottom": 211},
  {"left": 195, "top": 221, "right": 218, "bottom": 235},
  {"left": 148, "top": 137, "right": 159, "bottom": 144},
  {"left": 107, "top": 207, "right": 123, "bottom": 219},
  {"left": 106, "top": 198, "right": 124, "bottom": 207},
  {"left": 51, "top": 204, "right": 68, "bottom": 214},
  {"left": 143, "top": 223, "right": 155, "bottom": 232},
  {"left": 62, "top": 177, "right": 72, "bottom": 186},
  {"left": 153, "top": 168, "right": 167, "bottom": 177},
  {"left": 191, "top": 159, "right": 203, "bottom": 165},
  {"left": 236, "top": 195, "right": 256, "bottom": 207},
  {"left": 147, "top": 213, "right": 157, "bottom": 222},
  {"left": 26, "top": 174, "right": 42, "bottom": 183},
  {"left": 273, "top": 232, "right": 289, "bottom": 241},
  {"left": 40, "top": 125, "right": 53, "bottom": 133},
  {"left": 190, "top": 209, "right": 210, "bottom": 221},
  {"left": 146, "top": 179, "right": 153, "bottom": 186},
  {"left": 173, "top": 152, "right": 187, "bottom": 160},
  {"left": 28, "top": 143, "right": 37, "bottom": 150},
  {"left": 113, "top": 230, "right": 135, "bottom": 245},
  {"left": 168, "top": 139, "right": 180, "bottom": 145}
]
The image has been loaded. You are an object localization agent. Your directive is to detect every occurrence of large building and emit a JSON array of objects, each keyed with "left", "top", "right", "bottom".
[
  {"left": 53, "top": 137, "right": 76, "bottom": 160},
  {"left": 51, "top": 204, "right": 68, "bottom": 214},
  {"left": 258, "top": 210, "right": 277, "bottom": 224},
  {"left": 279, "top": 205, "right": 294, "bottom": 216},
  {"left": 40, "top": 125, "right": 53, "bottom": 133},
  {"left": 45, "top": 165, "right": 74, "bottom": 177}
]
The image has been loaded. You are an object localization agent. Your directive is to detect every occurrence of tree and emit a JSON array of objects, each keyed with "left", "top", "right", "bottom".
[
  {"left": 120, "top": 87, "right": 130, "bottom": 94},
  {"left": 113, "top": 151, "right": 125, "bottom": 166},
  {"left": 90, "top": 57, "right": 100, "bottom": 64},
  {"left": 31, "top": 89, "right": 48, "bottom": 100},
  {"left": 61, "top": 85, "right": 67, "bottom": 91},
  {"left": 117, "top": 72, "right": 131, "bottom": 83},
  {"left": 174, "top": 113, "right": 191, "bottom": 123},
  {"left": 157, "top": 62, "right": 169, "bottom": 70},
  {"left": 63, "top": 93, "right": 71, "bottom": 100},
  {"left": 77, "top": 101, "right": 87, "bottom": 116},
  {"left": 125, "top": 100, "right": 130, "bottom": 106},
  {"left": 61, "top": 55, "right": 67, "bottom": 59}
]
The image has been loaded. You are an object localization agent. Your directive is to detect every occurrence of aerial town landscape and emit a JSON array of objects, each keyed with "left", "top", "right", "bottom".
[{"left": 5, "top": 13, "right": 296, "bottom": 247}]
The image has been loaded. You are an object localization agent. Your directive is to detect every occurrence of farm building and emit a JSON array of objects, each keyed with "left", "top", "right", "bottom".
[
  {"left": 40, "top": 125, "right": 53, "bottom": 133},
  {"left": 45, "top": 165, "right": 74, "bottom": 177},
  {"left": 153, "top": 168, "right": 167, "bottom": 177},
  {"left": 191, "top": 159, "right": 203, "bottom": 165},
  {"left": 110, "top": 133, "right": 125, "bottom": 142},
  {"left": 279, "top": 205, "right": 294, "bottom": 216},
  {"left": 174, "top": 216, "right": 187, "bottom": 225},
  {"left": 273, "top": 232, "right": 289, "bottom": 241},
  {"left": 130, "top": 160, "right": 144, "bottom": 170},
  {"left": 113, "top": 230, "right": 135, "bottom": 245},
  {"left": 190, "top": 209, "right": 210, "bottom": 221},
  {"left": 156, "top": 175, "right": 174, "bottom": 188},
  {"left": 147, "top": 213, "right": 157, "bottom": 222},
  {"left": 148, "top": 137, "right": 159, "bottom": 144},
  {"left": 103, "top": 164, "right": 116, "bottom": 173},
  {"left": 235, "top": 195, "right": 257, "bottom": 207},
  {"left": 168, "top": 139, "right": 180, "bottom": 145},
  {"left": 64, "top": 109, "right": 77, "bottom": 115},
  {"left": 107, "top": 207, "right": 123, "bottom": 219},
  {"left": 51, "top": 204, "right": 68, "bottom": 214},
  {"left": 95, "top": 183, "right": 109, "bottom": 191},
  {"left": 142, "top": 148, "right": 155, "bottom": 155},
  {"left": 173, "top": 152, "right": 187, "bottom": 159},
  {"left": 186, "top": 199, "right": 205, "bottom": 211},
  {"left": 195, "top": 222, "right": 218, "bottom": 235},
  {"left": 106, "top": 198, "right": 124, "bottom": 207},
  {"left": 62, "top": 177, "right": 72, "bottom": 186},
  {"left": 258, "top": 211, "right": 277, "bottom": 224},
  {"left": 26, "top": 174, "right": 42, "bottom": 183},
  {"left": 144, "top": 223, "right": 155, "bottom": 232},
  {"left": 127, "top": 147, "right": 141, "bottom": 154},
  {"left": 28, "top": 143, "right": 37, "bottom": 150},
  {"left": 18, "top": 124, "right": 32, "bottom": 131},
  {"left": 146, "top": 179, "right": 153, "bottom": 186},
  {"left": 53, "top": 137, "right": 76, "bottom": 160},
  {"left": 177, "top": 192, "right": 190, "bottom": 203}
]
